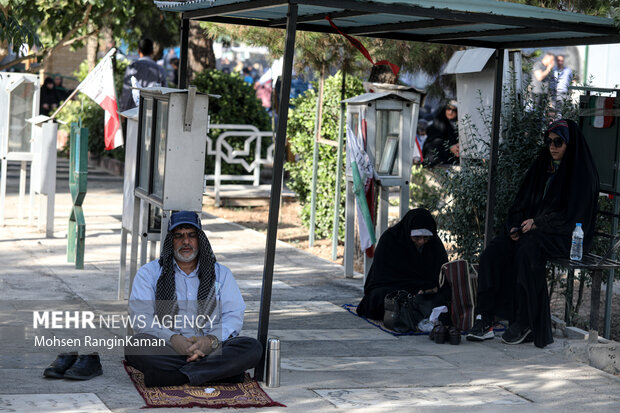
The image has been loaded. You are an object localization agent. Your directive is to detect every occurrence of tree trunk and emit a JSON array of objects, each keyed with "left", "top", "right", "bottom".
[
  {"left": 188, "top": 20, "right": 216, "bottom": 81},
  {"left": 86, "top": 30, "right": 98, "bottom": 70}
]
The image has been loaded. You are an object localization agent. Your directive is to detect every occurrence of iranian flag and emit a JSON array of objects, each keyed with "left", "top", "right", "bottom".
[{"left": 77, "top": 48, "right": 123, "bottom": 150}]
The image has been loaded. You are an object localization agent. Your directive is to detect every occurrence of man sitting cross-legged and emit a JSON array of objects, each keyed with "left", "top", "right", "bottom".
[{"left": 125, "top": 211, "right": 262, "bottom": 387}]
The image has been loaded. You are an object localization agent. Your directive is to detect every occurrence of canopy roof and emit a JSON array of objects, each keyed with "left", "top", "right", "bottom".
[{"left": 156, "top": 0, "right": 620, "bottom": 48}]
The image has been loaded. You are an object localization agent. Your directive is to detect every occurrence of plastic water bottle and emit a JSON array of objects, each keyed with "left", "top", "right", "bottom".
[{"left": 570, "top": 223, "right": 584, "bottom": 261}]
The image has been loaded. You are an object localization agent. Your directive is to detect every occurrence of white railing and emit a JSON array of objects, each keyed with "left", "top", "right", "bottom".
[{"left": 204, "top": 124, "right": 275, "bottom": 207}]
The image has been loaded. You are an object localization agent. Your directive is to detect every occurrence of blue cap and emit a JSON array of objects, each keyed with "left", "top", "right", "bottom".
[{"left": 168, "top": 211, "right": 202, "bottom": 231}]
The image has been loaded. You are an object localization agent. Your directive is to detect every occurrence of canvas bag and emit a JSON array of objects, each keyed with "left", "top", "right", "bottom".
[{"left": 439, "top": 260, "right": 478, "bottom": 331}]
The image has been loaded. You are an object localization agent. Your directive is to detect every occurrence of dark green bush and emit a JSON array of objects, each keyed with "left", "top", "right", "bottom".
[
  {"left": 192, "top": 69, "right": 271, "bottom": 176},
  {"left": 285, "top": 71, "right": 365, "bottom": 239}
]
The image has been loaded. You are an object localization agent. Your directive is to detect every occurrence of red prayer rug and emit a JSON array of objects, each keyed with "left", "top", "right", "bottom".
[{"left": 123, "top": 361, "right": 285, "bottom": 409}]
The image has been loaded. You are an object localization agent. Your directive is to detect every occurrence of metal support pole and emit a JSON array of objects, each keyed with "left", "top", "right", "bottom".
[
  {"left": 603, "top": 196, "right": 619, "bottom": 338},
  {"left": 18, "top": 161, "right": 26, "bottom": 220},
  {"left": 0, "top": 159, "right": 7, "bottom": 226},
  {"left": 344, "top": 179, "right": 355, "bottom": 277},
  {"left": 332, "top": 72, "right": 346, "bottom": 260},
  {"left": 483, "top": 48, "right": 504, "bottom": 247},
  {"left": 179, "top": 18, "right": 190, "bottom": 89},
  {"left": 255, "top": 2, "right": 297, "bottom": 382},
  {"left": 309, "top": 87, "right": 321, "bottom": 247}
]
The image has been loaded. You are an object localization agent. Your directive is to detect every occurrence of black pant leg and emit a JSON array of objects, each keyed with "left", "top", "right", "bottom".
[
  {"left": 477, "top": 235, "right": 518, "bottom": 321},
  {"left": 180, "top": 336, "right": 263, "bottom": 386}
]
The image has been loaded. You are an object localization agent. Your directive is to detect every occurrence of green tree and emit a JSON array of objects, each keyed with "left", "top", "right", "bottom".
[
  {"left": 0, "top": 0, "right": 179, "bottom": 71},
  {"left": 285, "top": 72, "right": 365, "bottom": 238}
]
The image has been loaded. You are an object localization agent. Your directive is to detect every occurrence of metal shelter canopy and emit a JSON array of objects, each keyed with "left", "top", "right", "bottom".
[
  {"left": 156, "top": 0, "right": 620, "bottom": 381},
  {"left": 157, "top": 0, "right": 620, "bottom": 47}
]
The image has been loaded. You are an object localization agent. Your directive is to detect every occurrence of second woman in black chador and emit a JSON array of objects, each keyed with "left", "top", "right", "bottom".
[
  {"left": 466, "top": 119, "right": 599, "bottom": 348},
  {"left": 356, "top": 208, "right": 449, "bottom": 320}
]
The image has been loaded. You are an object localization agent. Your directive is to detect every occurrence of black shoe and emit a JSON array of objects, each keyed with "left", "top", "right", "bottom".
[
  {"left": 501, "top": 323, "right": 532, "bottom": 345},
  {"left": 43, "top": 352, "right": 78, "bottom": 378},
  {"left": 433, "top": 325, "right": 448, "bottom": 344},
  {"left": 63, "top": 353, "right": 103, "bottom": 380},
  {"left": 466, "top": 317, "right": 494, "bottom": 342},
  {"left": 448, "top": 327, "right": 462, "bottom": 345}
]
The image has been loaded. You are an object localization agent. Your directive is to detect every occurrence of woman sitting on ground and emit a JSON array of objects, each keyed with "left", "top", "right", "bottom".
[
  {"left": 356, "top": 208, "right": 449, "bottom": 320},
  {"left": 466, "top": 119, "right": 599, "bottom": 348}
]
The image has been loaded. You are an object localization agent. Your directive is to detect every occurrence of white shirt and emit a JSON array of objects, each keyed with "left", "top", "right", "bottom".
[{"left": 129, "top": 260, "right": 245, "bottom": 343}]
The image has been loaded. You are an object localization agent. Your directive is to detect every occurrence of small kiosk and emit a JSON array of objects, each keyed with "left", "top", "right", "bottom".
[
  {"left": 118, "top": 86, "right": 214, "bottom": 298},
  {"left": 343, "top": 85, "right": 422, "bottom": 278},
  {"left": 0, "top": 72, "right": 40, "bottom": 225}
]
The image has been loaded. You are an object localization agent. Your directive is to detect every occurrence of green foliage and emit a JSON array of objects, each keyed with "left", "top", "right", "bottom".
[
  {"left": 192, "top": 69, "right": 271, "bottom": 175},
  {"left": 409, "top": 164, "right": 444, "bottom": 211},
  {"left": 57, "top": 58, "right": 128, "bottom": 160},
  {"left": 285, "top": 71, "right": 365, "bottom": 239},
  {"left": 0, "top": 0, "right": 177, "bottom": 69},
  {"left": 438, "top": 90, "right": 578, "bottom": 262},
  {"left": 0, "top": 8, "right": 41, "bottom": 52}
]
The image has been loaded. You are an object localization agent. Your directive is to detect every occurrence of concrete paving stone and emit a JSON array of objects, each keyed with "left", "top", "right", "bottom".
[
  {"left": 281, "top": 355, "right": 455, "bottom": 371},
  {"left": 313, "top": 385, "right": 529, "bottom": 409},
  {"left": 241, "top": 329, "right": 397, "bottom": 341},
  {"left": 0, "top": 393, "right": 111, "bottom": 412}
]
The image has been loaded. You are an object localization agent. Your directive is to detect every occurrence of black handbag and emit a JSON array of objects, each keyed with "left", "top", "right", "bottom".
[
  {"left": 383, "top": 290, "right": 417, "bottom": 332},
  {"left": 384, "top": 290, "right": 438, "bottom": 333}
]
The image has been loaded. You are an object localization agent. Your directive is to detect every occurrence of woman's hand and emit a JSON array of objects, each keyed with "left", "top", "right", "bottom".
[
  {"left": 521, "top": 218, "right": 536, "bottom": 233},
  {"left": 418, "top": 287, "right": 438, "bottom": 295}
]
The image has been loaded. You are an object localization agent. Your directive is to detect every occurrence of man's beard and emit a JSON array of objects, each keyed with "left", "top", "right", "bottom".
[{"left": 174, "top": 246, "right": 199, "bottom": 263}]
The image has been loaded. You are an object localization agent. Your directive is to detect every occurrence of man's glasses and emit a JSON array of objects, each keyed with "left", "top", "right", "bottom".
[
  {"left": 172, "top": 231, "right": 198, "bottom": 240},
  {"left": 544, "top": 137, "right": 564, "bottom": 148}
]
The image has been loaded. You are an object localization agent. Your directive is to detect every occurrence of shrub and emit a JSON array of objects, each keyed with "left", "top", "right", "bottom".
[
  {"left": 192, "top": 69, "right": 271, "bottom": 176},
  {"left": 58, "top": 58, "right": 128, "bottom": 161},
  {"left": 285, "top": 71, "right": 365, "bottom": 239}
]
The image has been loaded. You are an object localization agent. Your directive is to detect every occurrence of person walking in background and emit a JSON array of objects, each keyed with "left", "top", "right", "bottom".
[
  {"left": 531, "top": 52, "right": 556, "bottom": 108},
  {"left": 554, "top": 54, "right": 573, "bottom": 107},
  {"left": 120, "top": 38, "right": 167, "bottom": 111}
]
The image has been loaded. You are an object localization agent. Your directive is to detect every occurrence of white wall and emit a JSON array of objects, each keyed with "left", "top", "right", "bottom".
[{"left": 578, "top": 44, "right": 620, "bottom": 89}]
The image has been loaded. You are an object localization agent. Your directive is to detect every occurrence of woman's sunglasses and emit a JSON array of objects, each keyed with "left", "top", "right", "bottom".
[{"left": 544, "top": 137, "right": 565, "bottom": 148}]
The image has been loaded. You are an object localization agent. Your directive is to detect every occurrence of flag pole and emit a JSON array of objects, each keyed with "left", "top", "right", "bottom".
[{"left": 50, "top": 48, "right": 117, "bottom": 120}]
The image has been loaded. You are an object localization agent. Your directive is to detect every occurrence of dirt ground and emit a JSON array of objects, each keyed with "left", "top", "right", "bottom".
[
  {"left": 204, "top": 199, "right": 353, "bottom": 270},
  {"left": 204, "top": 199, "right": 620, "bottom": 341}
]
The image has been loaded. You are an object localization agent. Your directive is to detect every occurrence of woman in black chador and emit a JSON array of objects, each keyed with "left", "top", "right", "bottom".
[
  {"left": 466, "top": 119, "right": 599, "bottom": 348},
  {"left": 357, "top": 208, "right": 449, "bottom": 320}
]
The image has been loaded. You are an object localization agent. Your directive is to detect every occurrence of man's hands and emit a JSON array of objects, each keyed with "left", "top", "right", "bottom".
[
  {"left": 170, "top": 334, "right": 219, "bottom": 362},
  {"left": 170, "top": 334, "right": 193, "bottom": 356}
]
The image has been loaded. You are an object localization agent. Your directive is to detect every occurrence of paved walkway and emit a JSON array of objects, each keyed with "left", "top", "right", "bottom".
[{"left": 1, "top": 160, "right": 620, "bottom": 412}]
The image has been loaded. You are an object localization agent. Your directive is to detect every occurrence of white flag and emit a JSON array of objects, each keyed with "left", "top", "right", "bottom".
[{"left": 77, "top": 48, "right": 123, "bottom": 150}]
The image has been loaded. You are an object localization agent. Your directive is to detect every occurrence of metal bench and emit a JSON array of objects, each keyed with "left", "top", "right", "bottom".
[{"left": 549, "top": 237, "right": 620, "bottom": 338}]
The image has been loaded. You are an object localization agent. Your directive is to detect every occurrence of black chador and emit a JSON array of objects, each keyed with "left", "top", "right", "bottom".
[
  {"left": 477, "top": 119, "right": 599, "bottom": 348},
  {"left": 357, "top": 208, "right": 449, "bottom": 320}
]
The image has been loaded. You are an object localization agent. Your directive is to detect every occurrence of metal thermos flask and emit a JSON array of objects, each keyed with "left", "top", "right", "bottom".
[{"left": 265, "top": 337, "right": 280, "bottom": 387}]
